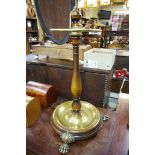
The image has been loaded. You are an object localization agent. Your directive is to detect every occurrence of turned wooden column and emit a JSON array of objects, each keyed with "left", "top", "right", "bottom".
[{"left": 71, "top": 36, "right": 82, "bottom": 113}]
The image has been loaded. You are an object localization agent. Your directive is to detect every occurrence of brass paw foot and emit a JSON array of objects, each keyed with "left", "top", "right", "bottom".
[
  {"left": 102, "top": 115, "right": 110, "bottom": 121},
  {"left": 59, "top": 132, "right": 75, "bottom": 154},
  {"left": 59, "top": 143, "right": 69, "bottom": 154}
]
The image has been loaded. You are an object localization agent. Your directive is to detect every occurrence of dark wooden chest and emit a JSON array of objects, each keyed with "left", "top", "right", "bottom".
[{"left": 26, "top": 57, "right": 113, "bottom": 107}]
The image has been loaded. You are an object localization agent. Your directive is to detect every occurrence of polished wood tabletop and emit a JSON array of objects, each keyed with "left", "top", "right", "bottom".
[{"left": 26, "top": 94, "right": 129, "bottom": 155}]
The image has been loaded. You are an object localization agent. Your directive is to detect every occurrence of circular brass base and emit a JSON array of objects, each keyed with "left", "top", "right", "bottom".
[{"left": 51, "top": 101, "right": 102, "bottom": 140}]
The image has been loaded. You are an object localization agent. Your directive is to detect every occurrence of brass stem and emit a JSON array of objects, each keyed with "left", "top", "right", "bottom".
[{"left": 71, "top": 37, "right": 82, "bottom": 113}]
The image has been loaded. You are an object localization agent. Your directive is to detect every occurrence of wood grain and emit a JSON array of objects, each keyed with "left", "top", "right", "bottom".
[
  {"left": 26, "top": 58, "right": 113, "bottom": 107},
  {"left": 26, "top": 81, "right": 57, "bottom": 108}
]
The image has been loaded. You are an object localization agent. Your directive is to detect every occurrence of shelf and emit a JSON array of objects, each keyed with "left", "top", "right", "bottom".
[{"left": 26, "top": 0, "right": 38, "bottom": 54}]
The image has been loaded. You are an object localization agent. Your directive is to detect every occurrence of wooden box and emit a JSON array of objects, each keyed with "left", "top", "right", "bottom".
[
  {"left": 26, "top": 95, "right": 41, "bottom": 128},
  {"left": 26, "top": 81, "right": 57, "bottom": 108}
]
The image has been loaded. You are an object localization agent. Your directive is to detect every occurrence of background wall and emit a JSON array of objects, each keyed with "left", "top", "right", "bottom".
[
  {"left": 99, "top": 4, "right": 129, "bottom": 25},
  {"left": 83, "top": 4, "right": 129, "bottom": 25}
]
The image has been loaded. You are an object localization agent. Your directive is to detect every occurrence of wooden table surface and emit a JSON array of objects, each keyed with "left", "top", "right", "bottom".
[{"left": 26, "top": 95, "right": 129, "bottom": 155}]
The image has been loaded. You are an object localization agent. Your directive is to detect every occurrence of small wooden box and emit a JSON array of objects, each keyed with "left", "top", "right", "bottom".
[
  {"left": 26, "top": 81, "right": 57, "bottom": 108},
  {"left": 26, "top": 95, "right": 41, "bottom": 128}
]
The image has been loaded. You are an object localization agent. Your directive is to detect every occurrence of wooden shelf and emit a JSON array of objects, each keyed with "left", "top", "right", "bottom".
[{"left": 26, "top": 0, "right": 38, "bottom": 54}]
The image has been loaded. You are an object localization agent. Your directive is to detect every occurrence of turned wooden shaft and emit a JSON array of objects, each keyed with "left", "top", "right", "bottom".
[{"left": 71, "top": 38, "right": 82, "bottom": 112}]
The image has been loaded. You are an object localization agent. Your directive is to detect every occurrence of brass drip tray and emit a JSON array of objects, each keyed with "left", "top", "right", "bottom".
[{"left": 51, "top": 101, "right": 102, "bottom": 140}]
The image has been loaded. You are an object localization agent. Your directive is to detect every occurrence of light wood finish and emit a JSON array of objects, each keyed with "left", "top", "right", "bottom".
[
  {"left": 32, "top": 43, "right": 92, "bottom": 60},
  {"left": 26, "top": 95, "right": 41, "bottom": 128}
]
